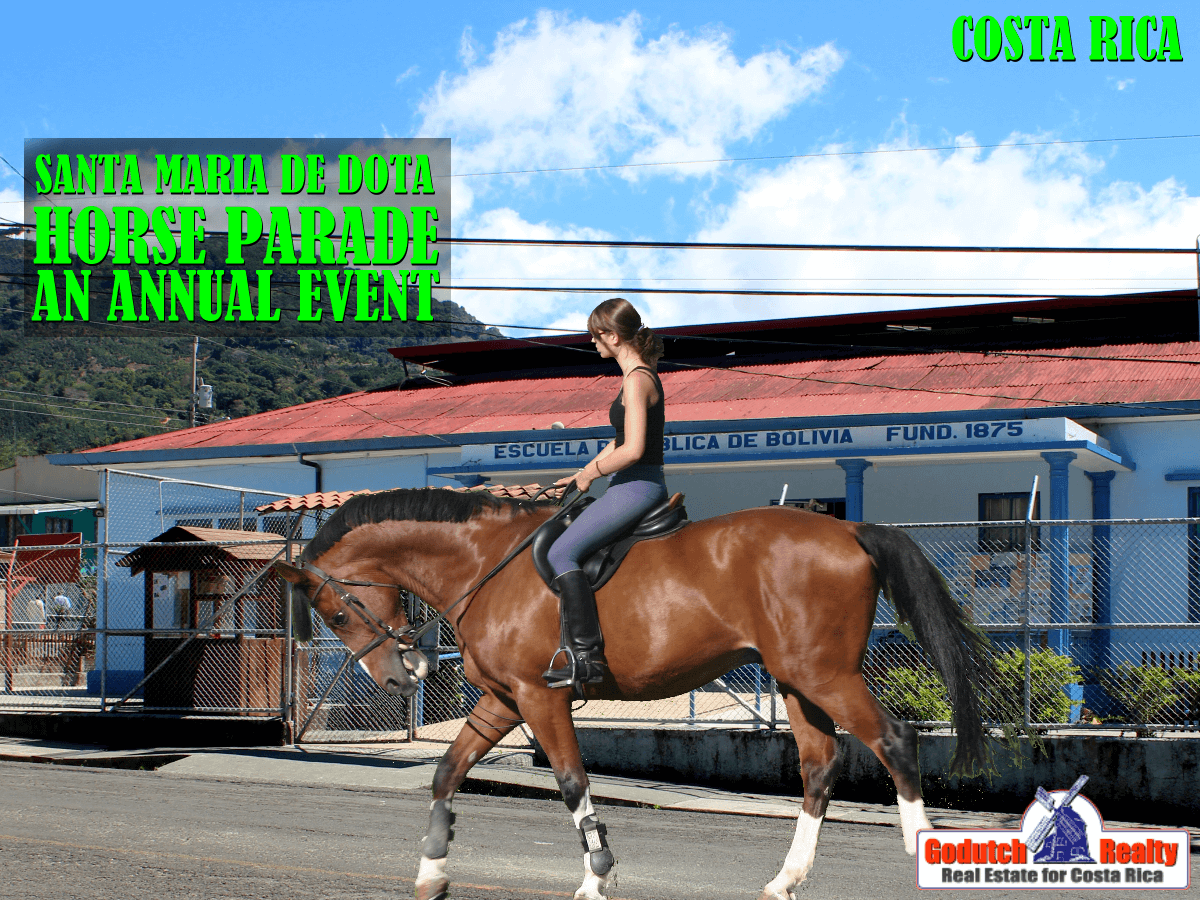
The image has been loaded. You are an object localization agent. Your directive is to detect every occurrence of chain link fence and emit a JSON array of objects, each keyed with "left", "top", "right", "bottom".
[{"left": 3, "top": 473, "right": 1198, "bottom": 743}]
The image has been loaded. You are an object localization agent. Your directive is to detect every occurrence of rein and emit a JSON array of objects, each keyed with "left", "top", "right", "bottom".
[{"left": 297, "top": 484, "right": 589, "bottom": 652}]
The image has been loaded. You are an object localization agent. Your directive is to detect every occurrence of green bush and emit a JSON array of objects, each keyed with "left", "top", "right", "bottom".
[
  {"left": 877, "top": 666, "right": 951, "bottom": 723},
  {"left": 1100, "top": 663, "right": 1195, "bottom": 731},
  {"left": 984, "top": 648, "right": 1083, "bottom": 726}
]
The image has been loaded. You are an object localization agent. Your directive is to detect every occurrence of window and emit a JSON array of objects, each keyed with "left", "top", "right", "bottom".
[
  {"left": 45, "top": 517, "right": 74, "bottom": 534},
  {"left": 770, "top": 497, "right": 847, "bottom": 520},
  {"left": 978, "top": 492, "right": 1040, "bottom": 553}
]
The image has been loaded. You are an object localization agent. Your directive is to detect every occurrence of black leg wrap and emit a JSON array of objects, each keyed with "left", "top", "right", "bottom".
[
  {"left": 578, "top": 814, "right": 614, "bottom": 875},
  {"left": 421, "top": 800, "right": 456, "bottom": 859}
]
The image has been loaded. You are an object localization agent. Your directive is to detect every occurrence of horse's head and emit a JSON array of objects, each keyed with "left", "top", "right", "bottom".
[{"left": 273, "top": 559, "right": 429, "bottom": 698}]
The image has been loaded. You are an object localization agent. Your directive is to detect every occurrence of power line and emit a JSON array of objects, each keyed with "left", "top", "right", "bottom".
[
  {"left": 2, "top": 397, "right": 177, "bottom": 425},
  {"left": 449, "top": 133, "right": 1200, "bottom": 178},
  {"left": 3, "top": 220, "right": 1197, "bottom": 255},
  {"left": 425, "top": 317, "right": 1200, "bottom": 367},
  {"left": 0, "top": 272, "right": 1186, "bottom": 302},
  {"left": 6, "top": 133, "right": 1199, "bottom": 187},
  {"left": 0, "top": 386, "right": 189, "bottom": 415},
  {"left": 1, "top": 404, "right": 172, "bottom": 430}
]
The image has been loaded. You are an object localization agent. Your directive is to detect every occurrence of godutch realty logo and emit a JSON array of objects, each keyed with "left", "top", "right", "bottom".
[{"left": 916, "top": 776, "right": 1190, "bottom": 889}]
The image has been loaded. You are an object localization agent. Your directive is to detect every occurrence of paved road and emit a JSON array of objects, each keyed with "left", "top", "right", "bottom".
[{"left": 0, "top": 761, "right": 1192, "bottom": 900}]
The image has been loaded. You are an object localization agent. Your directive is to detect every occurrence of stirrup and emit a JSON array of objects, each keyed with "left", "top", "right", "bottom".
[
  {"left": 542, "top": 647, "right": 576, "bottom": 689},
  {"left": 542, "top": 648, "right": 607, "bottom": 690}
]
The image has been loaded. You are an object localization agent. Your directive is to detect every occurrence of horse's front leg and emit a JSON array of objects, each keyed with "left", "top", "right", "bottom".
[
  {"left": 416, "top": 692, "right": 521, "bottom": 900},
  {"left": 520, "top": 690, "right": 616, "bottom": 900}
]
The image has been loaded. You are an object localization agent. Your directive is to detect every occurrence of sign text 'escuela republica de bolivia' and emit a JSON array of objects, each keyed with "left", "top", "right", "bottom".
[{"left": 461, "top": 418, "right": 1105, "bottom": 469}]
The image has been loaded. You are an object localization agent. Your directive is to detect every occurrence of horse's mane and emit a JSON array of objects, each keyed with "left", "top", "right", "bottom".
[{"left": 302, "top": 488, "right": 548, "bottom": 561}]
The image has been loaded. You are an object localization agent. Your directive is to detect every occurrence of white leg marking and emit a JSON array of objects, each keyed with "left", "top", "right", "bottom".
[
  {"left": 762, "top": 809, "right": 824, "bottom": 900},
  {"left": 570, "top": 788, "right": 615, "bottom": 900},
  {"left": 571, "top": 787, "right": 596, "bottom": 827},
  {"left": 416, "top": 854, "right": 447, "bottom": 887},
  {"left": 897, "top": 795, "right": 933, "bottom": 856}
]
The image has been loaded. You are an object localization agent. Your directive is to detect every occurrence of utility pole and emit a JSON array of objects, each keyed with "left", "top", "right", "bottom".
[{"left": 189, "top": 336, "right": 198, "bottom": 428}]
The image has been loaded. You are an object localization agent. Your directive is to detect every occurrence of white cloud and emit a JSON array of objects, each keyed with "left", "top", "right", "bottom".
[
  {"left": 419, "top": 11, "right": 842, "bottom": 181},
  {"left": 454, "top": 135, "right": 1200, "bottom": 331},
  {"left": 0, "top": 187, "right": 23, "bottom": 226}
]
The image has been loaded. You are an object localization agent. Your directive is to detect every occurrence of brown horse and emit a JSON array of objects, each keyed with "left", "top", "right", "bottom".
[{"left": 274, "top": 487, "right": 990, "bottom": 900}]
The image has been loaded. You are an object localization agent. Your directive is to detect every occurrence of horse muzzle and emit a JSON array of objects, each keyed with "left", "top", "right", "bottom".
[{"left": 381, "top": 648, "right": 431, "bottom": 697}]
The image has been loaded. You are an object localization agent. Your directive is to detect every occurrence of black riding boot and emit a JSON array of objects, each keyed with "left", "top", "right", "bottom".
[{"left": 543, "top": 569, "right": 608, "bottom": 691}]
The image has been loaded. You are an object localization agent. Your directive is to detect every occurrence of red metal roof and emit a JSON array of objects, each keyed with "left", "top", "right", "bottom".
[{"left": 86, "top": 341, "right": 1200, "bottom": 455}]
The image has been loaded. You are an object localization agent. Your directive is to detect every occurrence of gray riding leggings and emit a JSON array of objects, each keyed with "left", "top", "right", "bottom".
[{"left": 547, "top": 467, "right": 668, "bottom": 576}]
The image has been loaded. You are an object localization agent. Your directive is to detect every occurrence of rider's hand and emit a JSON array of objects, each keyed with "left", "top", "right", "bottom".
[{"left": 555, "top": 468, "right": 594, "bottom": 492}]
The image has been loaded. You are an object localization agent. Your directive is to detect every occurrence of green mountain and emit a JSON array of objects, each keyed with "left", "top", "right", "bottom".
[{"left": 0, "top": 232, "right": 501, "bottom": 467}]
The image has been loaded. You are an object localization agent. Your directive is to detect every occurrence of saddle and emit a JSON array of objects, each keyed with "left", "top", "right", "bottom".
[{"left": 532, "top": 493, "right": 689, "bottom": 593}]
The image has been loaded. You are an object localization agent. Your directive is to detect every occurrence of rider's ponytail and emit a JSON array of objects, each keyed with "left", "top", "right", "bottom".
[{"left": 587, "top": 298, "right": 664, "bottom": 364}]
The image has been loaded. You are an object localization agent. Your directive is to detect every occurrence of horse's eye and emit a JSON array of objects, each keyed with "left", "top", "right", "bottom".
[{"left": 331, "top": 611, "right": 349, "bottom": 628}]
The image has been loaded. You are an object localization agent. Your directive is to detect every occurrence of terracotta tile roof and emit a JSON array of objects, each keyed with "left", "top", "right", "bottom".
[
  {"left": 255, "top": 490, "right": 376, "bottom": 513},
  {"left": 80, "top": 342, "right": 1200, "bottom": 455},
  {"left": 449, "top": 483, "right": 568, "bottom": 501},
  {"left": 255, "top": 482, "right": 566, "bottom": 514}
]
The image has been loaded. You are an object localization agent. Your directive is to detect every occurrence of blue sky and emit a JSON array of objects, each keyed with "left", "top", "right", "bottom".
[{"left": 4, "top": 2, "right": 1197, "bottom": 332}]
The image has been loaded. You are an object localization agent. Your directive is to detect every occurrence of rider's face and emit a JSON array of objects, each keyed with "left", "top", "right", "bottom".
[{"left": 591, "top": 330, "right": 620, "bottom": 358}]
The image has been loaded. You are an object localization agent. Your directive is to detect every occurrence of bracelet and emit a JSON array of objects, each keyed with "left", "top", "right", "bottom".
[{"left": 594, "top": 460, "right": 605, "bottom": 476}]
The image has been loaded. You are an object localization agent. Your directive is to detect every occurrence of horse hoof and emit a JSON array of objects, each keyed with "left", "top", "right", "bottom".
[
  {"left": 416, "top": 878, "right": 448, "bottom": 900},
  {"left": 758, "top": 889, "right": 793, "bottom": 900}
]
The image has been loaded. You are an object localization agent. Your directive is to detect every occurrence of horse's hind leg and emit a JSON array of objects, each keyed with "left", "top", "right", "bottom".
[
  {"left": 415, "top": 692, "right": 522, "bottom": 900},
  {"left": 520, "top": 693, "right": 615, "bottom": 900},
  {"left": 761, "top": 689, "right": 841, "bottom": 900},
  {"left": 803, "top": 673, "right": 933, "bottom": 855}
]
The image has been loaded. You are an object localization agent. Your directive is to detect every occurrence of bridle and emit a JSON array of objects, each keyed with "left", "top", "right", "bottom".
[
  {"left": 292, "top": 483, "right": 590, "bottom": 664},
  {"left": 296, "top": 562, "right": 419, "bottom": 661}
]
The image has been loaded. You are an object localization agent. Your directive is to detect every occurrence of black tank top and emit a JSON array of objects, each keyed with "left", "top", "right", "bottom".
[{"left": 610, "top": 366, "right": 665, "bottom": 466}]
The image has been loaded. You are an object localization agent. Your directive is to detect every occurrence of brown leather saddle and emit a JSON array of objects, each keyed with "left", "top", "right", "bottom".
[{"left": 531, "top": 492, "right": 689, "bottom": 593}]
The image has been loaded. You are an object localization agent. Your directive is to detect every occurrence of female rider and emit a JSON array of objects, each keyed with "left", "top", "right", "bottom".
[{"left": 545, "top": 298, "right": 667, "bottom": 691}]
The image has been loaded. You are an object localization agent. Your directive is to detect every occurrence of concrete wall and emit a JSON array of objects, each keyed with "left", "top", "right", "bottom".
[{"left": 546, "top": 727, "right": 1200, "bottom": 826}]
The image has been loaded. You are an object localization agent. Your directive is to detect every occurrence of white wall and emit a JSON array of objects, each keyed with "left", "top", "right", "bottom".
[{"left": 1095, "top": 418, "right": 1200, "bottom": 519}]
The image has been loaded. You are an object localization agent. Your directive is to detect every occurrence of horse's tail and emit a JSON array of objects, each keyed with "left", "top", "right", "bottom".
[{"left": 854, "top": 523, "right": 992, "bottom": 775}]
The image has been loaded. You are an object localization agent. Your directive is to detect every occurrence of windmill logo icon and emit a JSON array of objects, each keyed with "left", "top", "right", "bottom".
[{"left": 1030, "top": 775, "right": 1095, "bottom": 864}]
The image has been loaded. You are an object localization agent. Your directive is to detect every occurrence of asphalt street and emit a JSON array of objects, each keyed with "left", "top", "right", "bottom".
[{"left": 0, "top": 760, "right": 1194, "bottom": 900}]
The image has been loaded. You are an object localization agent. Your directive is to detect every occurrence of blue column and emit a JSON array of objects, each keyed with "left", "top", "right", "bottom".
[
  {"left": 1041, "top": 452, "right": 1076, "bottom": 657},
  {"left": 836, "top": 459, "right": 873, "bottom": 522},
  {"left": 1085, "top": 471, "right": 1115, "bottom": 675}
]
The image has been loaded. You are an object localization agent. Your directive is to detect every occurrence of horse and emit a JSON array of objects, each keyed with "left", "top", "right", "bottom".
[{"left": 274, "top": 487, "right": 991, "bottom": 900}]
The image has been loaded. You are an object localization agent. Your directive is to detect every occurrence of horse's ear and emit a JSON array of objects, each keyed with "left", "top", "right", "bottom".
[{"left": 273, "top": 560, "right": 306, "bottom": 584}]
